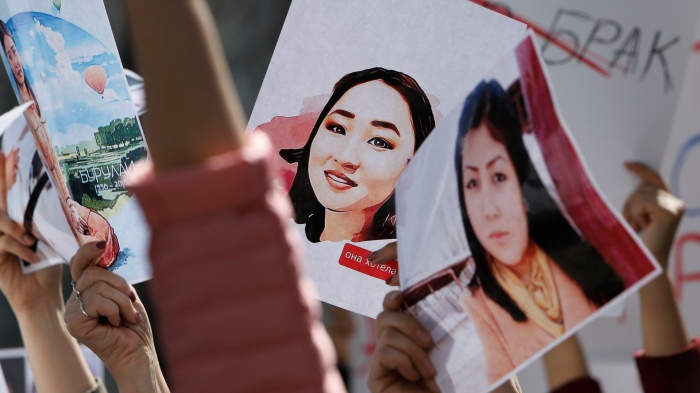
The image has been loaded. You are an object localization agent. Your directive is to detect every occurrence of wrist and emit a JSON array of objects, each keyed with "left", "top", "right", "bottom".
[
  {"left": 108, "top": 345, "right": 164, "bottom": 393},
  {"left": 13, "top": 292, "right": 64, "bottom": 321}
]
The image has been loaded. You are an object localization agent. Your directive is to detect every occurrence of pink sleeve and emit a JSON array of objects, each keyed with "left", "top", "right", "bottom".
[
  {"left": 634, "top": 338, "right": 700, "bottom": 393},
  {"left": 129, "top": 133, "right": 346, "bottom": 393}
]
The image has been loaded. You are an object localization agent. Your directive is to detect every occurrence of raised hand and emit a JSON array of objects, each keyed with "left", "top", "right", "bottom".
[
  {"left": 65, "top": 242, "right": 168, "bottom": 393},
  {"left": 0, "top": 152, "right": 57, "bottom": 314},
  {"left": 623, "top": 162, "right": 685, "bottom": 267},
  {"left": 368, "top": 290, "right": 439, "bottom": 393}
]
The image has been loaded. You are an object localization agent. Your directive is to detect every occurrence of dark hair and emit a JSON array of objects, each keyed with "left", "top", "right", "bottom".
[
  {"left": 281, "top": 67, "right": 435, "bottom": 242},
  {"left": 0, "top": 20, "right": 41, "bottom": 118},
  {"left": 455, "top": 80, "right": 623, "bottom": 322}
]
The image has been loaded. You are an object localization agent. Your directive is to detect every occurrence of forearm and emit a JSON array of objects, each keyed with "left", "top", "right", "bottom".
[
  {"left": 639, "top": 270, "right": 689, "bottom": 356},
  {"left": 15, "top": 301, "right": 94, "bottom": 393},
  {"left": 123, "top": 0, "right": 245, "bottom": 172},
  {"left": 543, "top": 335, "right": 590, "bottom": 390}
]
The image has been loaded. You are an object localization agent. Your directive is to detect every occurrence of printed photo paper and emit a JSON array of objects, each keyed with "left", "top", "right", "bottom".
[
  {"left": 395, "top": 33, "right": 661, "bottom": 393},
  {"left": 248, "top": 0, "right": 526, "bottom": 317},
  {"left": 0, "top": 0, "right": 150, "bottom": 283}
]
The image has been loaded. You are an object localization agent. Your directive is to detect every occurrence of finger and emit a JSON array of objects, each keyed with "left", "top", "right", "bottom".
[
  {"left": 65, "top": 294, "right": 92, "bottom": 337},
  {"left": 377, "top": 310, "right": 434, "bottom": 349},
  {"left": 0, "top": 235, "right": 40, "bottom": 263},
  {"left": 0, "top": 210, "right": 35, "bottom": 246},
  {"left": 75, "top": 266, "right": 132, "bottom": 299},
  {"left": 69, "top": 242, "right": 107, "bottom": 282},
  {"left": 375, "top": 345, "right": 421, "bottom": 382},
  {"left": 383, "top": 291, "right": 404, "bottom": 312},
  {"left": 368, "top": 241, "right": 398, "bottom": 264},
  {"left": 624, "top": 162, "right": 668, "bottom": 190},
  {"left": 386, "top": 272, "right": 400, "bottom": 287},
  {"left": 377, "top": 332, "right": 437, "bottom": 382},
  {"left": 378, "top": 327, "right": 437, "bottom": 380},
  {"left": 81, "top": 283, "right": 139, "bottom": 326}
]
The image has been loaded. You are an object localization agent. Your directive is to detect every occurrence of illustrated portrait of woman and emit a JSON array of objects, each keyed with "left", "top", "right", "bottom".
[
  {"left": 1, "top": 19, "right": 119, "bottom": 266},
  {"left": 454, "top": 80, "right": 624, "bottom": 383},
  {"left": 281, "top": 67, "right": 435, "bottom": 243}
]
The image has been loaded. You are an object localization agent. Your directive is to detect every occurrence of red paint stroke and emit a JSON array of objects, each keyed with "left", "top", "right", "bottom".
[
  {"left": 693, "top": 41, "right": 700, "bottom": 52},
  {"left": 470, "top": 0, "right": 612, "bottom": 78},
  {"left": 673, "top": 233, "right": 700, "bottom": 302}
]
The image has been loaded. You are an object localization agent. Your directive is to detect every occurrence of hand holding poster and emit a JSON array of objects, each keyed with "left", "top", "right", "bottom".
[
  {"left": 396, "top": 33, "right": 660, "bottom": 392},
  {"left": 0, "top": 1, "right": 150, "bottom": 283}
]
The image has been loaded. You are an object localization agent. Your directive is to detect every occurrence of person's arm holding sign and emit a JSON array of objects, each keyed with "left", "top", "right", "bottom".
[
  {"left": 0, "top": 154, "right": 99, "bottom": 393},
  {"left": 367, "top": 243, "right": 522, "bottom": 393},
  {"left": 623, "top": 162, "right": 700, "bottom": 393},
  {"left": 120, "top": 0, "right": 345, "bottom": 391},
  {"left": 65, "top": 243, "right": 168, "bottom": 393}
]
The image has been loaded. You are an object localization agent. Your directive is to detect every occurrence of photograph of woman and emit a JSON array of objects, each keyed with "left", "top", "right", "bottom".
[
  {"left": 0, "top": 20, "right": 119, "bottom": 267},
  {"left": 281, "top": 67, "right": 435, "bottom": 243},
  {"left": 454, "top": 80, "right": 625, "bottom": 383}
]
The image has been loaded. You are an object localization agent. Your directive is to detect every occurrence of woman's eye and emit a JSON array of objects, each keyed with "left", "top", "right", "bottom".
[
  {"left": 368, "top": 137, "right": 393, "bottom": 150},
  {"left": 326, "top": 123, "right": 345, "bottom": 135},
  {"left": 465, "top": 179, "right": 478, "bottom": 189},
  {"left": 493, "top": 173, "right": 506, "bottom": 183}
]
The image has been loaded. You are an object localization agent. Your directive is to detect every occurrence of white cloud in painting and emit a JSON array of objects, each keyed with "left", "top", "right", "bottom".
[
  {"left": 101, "top": 88, "right": 124, "bottom": 102},
  {"left": 69, "top": 42, "right": 108, "bottom": 64},
  {"left": 33, "top": 19, "right": 105, "bottom": 110},
  {"left": 52, "top": 123, "right": 97, "bottom": 146}
]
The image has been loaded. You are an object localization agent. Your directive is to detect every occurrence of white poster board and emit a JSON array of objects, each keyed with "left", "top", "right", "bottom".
[
  {"left": 396, "top": 32, "right": 660, "bottom": 393},
  {"left": 248, "top": 0, "right": 526, "bottom": 317}
]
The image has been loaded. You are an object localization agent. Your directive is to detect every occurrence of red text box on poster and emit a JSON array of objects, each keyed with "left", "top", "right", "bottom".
[{"left": 339, "top": 243, "right": 397, "bottom": 281}]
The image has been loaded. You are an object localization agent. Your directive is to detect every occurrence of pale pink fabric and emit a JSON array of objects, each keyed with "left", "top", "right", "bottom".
[
  {"left": 462, "top": 260, "right": 597, "bottom": 384},
  {"left": 129, "top": 133, "right": 346, "bottom": 393}
]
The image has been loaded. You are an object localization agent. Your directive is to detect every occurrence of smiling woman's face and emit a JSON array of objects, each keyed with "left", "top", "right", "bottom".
[
  {"left": 308, "top": 80, "right": 416, "bottom": 213},
  {"left": 3, "top": 34, "right": 24, "bottom": 86},
  {"left": 461, "top": 122, "right": 529, "bottom": 267}
]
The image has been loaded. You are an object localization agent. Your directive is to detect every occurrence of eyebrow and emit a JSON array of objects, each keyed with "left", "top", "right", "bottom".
[
  {"left": 371, "top": 120, "right": 400, "bottom": 136},
  {"left": 329, "top": 109, "right": 355, "bottom": 119},
  {"left": 464, "top": 155, "right": 505, "bottom": 171}
]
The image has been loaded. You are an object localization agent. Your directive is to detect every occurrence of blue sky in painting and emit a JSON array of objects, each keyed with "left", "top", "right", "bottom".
[{"left": 2, "top": 12, "right": 137, "bottom": 149}]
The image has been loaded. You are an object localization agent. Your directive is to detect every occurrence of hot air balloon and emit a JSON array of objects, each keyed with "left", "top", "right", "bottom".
[
  {"left": 40, "top": 72, "right": 47, "bottom": 84},
  {"left": 84, "top": 65, "right": 107, "bottom": 96},
  {"left": 53, "top": 0, "right": 61, "bottom": 12}
]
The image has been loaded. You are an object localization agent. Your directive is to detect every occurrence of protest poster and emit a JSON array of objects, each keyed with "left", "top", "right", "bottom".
[
  {"left": 248, "top": 0, "right": 526, "bottom": 317},
  {"left": 469, "top": 0, "right": 700, "bottom": 209},
  {"left": 0, "top": 1, "right": 150, "bottom": 283},
  {"left": 0, "top": 103, "right": 75, "bottom": 273},
  {"left": 450, "top": 3, "right": 700, "bottom": 391},
  {"left": 395, "top": 32, "right": 660, "bottom": 392}
]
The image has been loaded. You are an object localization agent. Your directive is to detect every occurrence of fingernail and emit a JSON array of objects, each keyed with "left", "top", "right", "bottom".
[
  {"left": 417, "top": 329, "right": 433, "bottom": 346},
  {"left": 96, "top": 241, "right": 106, "bottom": 249},
  {"left": 385, "top": 274, "right": 394, "bottom": 285},
  {"left": 367, "top": 252, "right": 377, "bottom": 261},
  {"left": 31, "top": 254, "right": 41, "bottom": 263},
  {"left": 134, "top": 311, "right": 143, "bottom": 324},
  {"left": 23, "top": 234, "right": 35, "bottom": 245},
  {"left": 388, "top": 291, "right": 400, "bottom": 301},
  {"left": 129, "top": 291, "right": 136, "bottom": 303}
]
